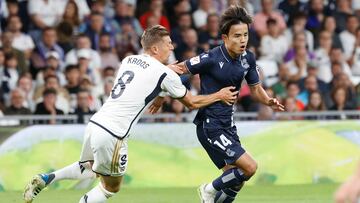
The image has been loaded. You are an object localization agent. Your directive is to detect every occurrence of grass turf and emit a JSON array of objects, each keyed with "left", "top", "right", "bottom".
[{"left": 0, "top": 184, "right": 338, "bottom": 203}]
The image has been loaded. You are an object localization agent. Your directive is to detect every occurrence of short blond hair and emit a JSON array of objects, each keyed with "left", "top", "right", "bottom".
[{"left": 141, "top": 25, "right": 169, "bottom": 50}]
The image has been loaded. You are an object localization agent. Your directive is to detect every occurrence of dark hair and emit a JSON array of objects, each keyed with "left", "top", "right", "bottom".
[
  {"left": 43, "top": 88, "right": 57, "bottom": 96},
  {"left": 219, "top": 5, "right": 252, "bottom": 35},
  {"left": 65, "top": 64, "right": 79, "bottom": 73},
  {"left": 266, "top": 18, "right": 277, "bottom": 26},
  {"left": 141, "top": 25, "right": 170, "bottom": 50}
]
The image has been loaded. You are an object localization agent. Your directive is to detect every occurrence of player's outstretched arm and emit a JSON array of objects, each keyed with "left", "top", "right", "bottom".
[
  {"left": 179, "top": 86, "right": 238, "bottom": 110},
  {"left": 335, "top": 162, "right": 360, "bottom": 203},
  {"left": 249, "top": 83, "right": 285, "bottom": 111},
  {"left": 167, "top": 62, "right": 189, "bottom": 75}
]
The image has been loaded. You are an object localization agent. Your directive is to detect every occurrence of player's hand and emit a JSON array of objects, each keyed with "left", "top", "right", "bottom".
[
  {"left": 149, "top": 96, "right": 164, "bottom": 114},
  {"left": 218, "top": 86, "right": 238, "bottom": 105},
  {"left": 335, "top": 175, "right": 360, "bottom": 203},
  {"left": 268, "top": 98, "right": 285, "bottom": 111},
  {"left": 167, "top": 61, "right": 184, "bottom": 75}
]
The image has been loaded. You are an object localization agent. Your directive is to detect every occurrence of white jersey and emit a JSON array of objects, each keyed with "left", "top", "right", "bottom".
[{"left": 90, "top": 54, "right": 187, "bottom": 139}]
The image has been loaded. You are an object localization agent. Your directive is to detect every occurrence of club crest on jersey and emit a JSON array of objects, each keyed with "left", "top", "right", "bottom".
[
  {"left": 190, "top": 56, "right": 200, "bottom": 65},
  {"left": 219, "top": 61, "right": 224, "bottom": 69},
  {"left": 241, "top": 58, "right": 249, "bottom": 69},
  {"left": 201, "top": 54, "right": 209, "bottom": 58}
]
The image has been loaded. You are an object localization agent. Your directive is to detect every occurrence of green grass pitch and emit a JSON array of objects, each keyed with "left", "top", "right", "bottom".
[{"left": 0, "top": 184, "right": 338, "bottom": 203}]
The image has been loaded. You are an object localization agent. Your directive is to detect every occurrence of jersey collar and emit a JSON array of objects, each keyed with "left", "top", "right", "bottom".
[{"left": 220, "top": 44, "right": 246, "bottom": 62}]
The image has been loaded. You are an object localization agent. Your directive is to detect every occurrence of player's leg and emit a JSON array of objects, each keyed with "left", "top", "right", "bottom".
[
  {"left": 213, "top": 153, "right": 257, "bottom": 203},
  {"left": 23, "top": 124, "right": 96, "bottom": 202},
  {"left": 197, "top": 125, "right": 255, "bottom": 203},
  {"left": 79, "top": 175, "right": 122, "bottom": 203},
  {"left": 78, "top": 123, "right": 128, "bottom": 202}
]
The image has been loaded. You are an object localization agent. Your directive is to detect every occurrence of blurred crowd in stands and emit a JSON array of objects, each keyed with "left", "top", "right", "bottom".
[{"left": 0, "top": 0, "right": 360, "bottom": 123}]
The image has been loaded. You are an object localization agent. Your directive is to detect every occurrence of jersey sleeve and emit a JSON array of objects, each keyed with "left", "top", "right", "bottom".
[
  {"left": 184, "top": 52, "right": 213, "bottom": 75},
  {"left": 161, "top": 70, "right": 187, "bottom": 99},
  {"left": 245, "top": 52, "right": 261, "bottom": 86}
]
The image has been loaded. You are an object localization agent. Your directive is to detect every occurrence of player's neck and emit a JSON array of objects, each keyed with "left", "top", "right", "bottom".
[{"left": 224, "top": 44, "right": 240, "bottom": 59}]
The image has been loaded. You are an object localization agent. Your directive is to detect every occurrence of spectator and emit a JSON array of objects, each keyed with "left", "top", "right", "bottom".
[
  {"left": 321, "top": 15, "right": 342, "bottom": 49},
  {"left": 79, "top": 11, "right": 115, "bottom": 50},
  {"left": 284, "top": 31, "right": 315, "bottom": 63},
  {"left": 297, "top": 75, "right": 320, "bottom": 106},
  {"left": 279, "top": 97, "right": 301, "bottom": 120},
  {"left": 339, "top": 15, "right": 358, "bottom": 61},
  {"left": 286, "top": 81, "right": 305, "bottom": 110},
  {"left": 278, "top": 0, "right": 307, "bottom": 26},
  {"left": 34, "top": 88, "right": 64, "bottom": 124},
  {"left": 257, "top": 104, "right": 274, "bottom": 120},
  {"left": 28, "top": 0, "right": 66, "bottom": 41},
  {"left": 56, "top": 22, "right": 75, "bottom": 54},
  {"left": 1, "top": 31, "right": 27, "bottom": 74},
  {"left": 271, "top": 63, "right": 290, "bottom": 99},
  {"left": 287, "top": 46, "right": 309, "bottom": 81},
  {"left": 34, "top": 75, "right": 70, "bottom": 114},
  {"left": 99, "top": 33, "right": 119, "bottom": 69},
  {"left": 113, "top": 0, "right": 143, "bottom": 37},
  {"left": 0, "top": 53, "right": 19, "bottom": 105},
  {"left": 314, "top": 30, "right": 333, "bottom": 83},
  {"left": 17, "top": 73, "right": 35, "bottom": 111},
  {"left": 35, "top": 51, "right": 66, "bottom": 87},
  {"left": 65, "top": 34, "right": 101, "bottom": 71},
  {"left": 97, "top": 76, "right": 114, "bottom": 106},
  {"left": 332, "top": 0, "right": 354, "bottom": 33},
  {"left": 306, "top": 0, "right": 327, "bottom": 37},
  {"left": 6, "top": 14, "right": 35, "bottom": 59},
  {"left": 284, "top": 12, "right": 314, "bottom": 52},
  {"left": 174, "top": 28, "right": 203, "bottom": 61},
  {"left": 259, "top": 18, "right": 288, "bottom": 63},
  {"left": 253, "top": 0, "right": 287, "bottom": 37},
  {"left": 170, "top": 99, "right": 186, "bottom": 122},
  {"left": 61, "top": 0, "right": 82, "bottom": 28},
  {"left": 64, "top": 64, "right": 81, "bottom": 95},
  {"left": 198, "top": 13, "right": 222, "bottom": 52},
  {"left": 329, "top": 86, "right": 354, "bottom": 112},
  {"left": 30, "top": 27, "right": 64, "bottom": 76},
  {"left": 299, "top": 63, "right": 328, "bottom": 93},
  {"left": 349, "top": 27, "right": 360, "bottom": 76},
  {"left": 0, "top": 48, "right": 4, "bottom": 69},
  {"left": 139, "top": 0, "right": 170, "bottom": 31},
  {"left": 329, "top": 46, "right": 352, "bottom": 81},
  {"left": 170, "top": 12, "right": 193, "bottom": 49},
  {"left": 304, "top": 90, "right": 326, "bottom": 111},
  {"left": 192, "top": 0, "right": 214, "bottom": 31},
  {"left": 166, "top": 0, "right": 192, "bottom": 28},
  {"left": 3, "top": 88, "right": 31, "bottom": 115},
  {"left": 115, "top": 17, "right": 140, "bottom": 60},
  {"left": 77, "top": 49, "right": 101, "bottom": 86},
  {"left": 71, "top": 89, "right": 95, "bottom": 123}
]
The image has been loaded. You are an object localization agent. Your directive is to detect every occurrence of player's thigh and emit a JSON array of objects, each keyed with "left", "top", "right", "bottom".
[
  {"left": 100, "top": 175, "right": 123, "bottom": 193},
  {"left": 79, "top": 124, "right": 94, "bottom": 162},
  {"left": 198, "top": 125, "right": 246, "bottom": 169},
  {"left": 89, "top": 123, "right": 129, "bottom": 177}
]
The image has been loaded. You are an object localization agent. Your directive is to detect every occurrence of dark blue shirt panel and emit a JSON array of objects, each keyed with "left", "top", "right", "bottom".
[{"left": 185, "top": 45, "right": 259, "bottom": 129}]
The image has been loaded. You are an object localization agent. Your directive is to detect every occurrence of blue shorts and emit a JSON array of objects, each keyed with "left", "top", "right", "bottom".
[{"left": 196, "top": 123, "right": 246, "bottom": 169}]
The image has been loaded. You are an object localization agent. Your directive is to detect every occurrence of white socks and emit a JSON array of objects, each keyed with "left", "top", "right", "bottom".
[
  {"left": 79, "top": 183, "right": 115, "bottom": 203},
  {"left": 205, "top": 183, "right": 218, "bottom": 194},
  {"left": 52, "top": 162, "right": 96, "bottom": 183}
]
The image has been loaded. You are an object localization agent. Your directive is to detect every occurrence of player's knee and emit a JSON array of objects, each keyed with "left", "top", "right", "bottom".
[
  {"left": 243, "top": 161, "right": 257, "bottom": 178},
  {"left": 103, "top": 182, "right": 121, "bottom": 193}
]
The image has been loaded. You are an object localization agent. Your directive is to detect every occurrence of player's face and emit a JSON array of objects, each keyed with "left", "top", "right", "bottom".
[
  {"left": 157, "top": 36, "right": 174, "bottom": 64},
  {"left": 223, "top": 23, "right": 248, "bottom": 58}
]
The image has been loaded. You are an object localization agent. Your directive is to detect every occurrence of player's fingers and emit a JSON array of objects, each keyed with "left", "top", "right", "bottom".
[
  {"left": 231, "top": 91, "right": 239, "bottom": 96},
  {"left": 169, "top": 60, "right": 178, "bottom": 65}
]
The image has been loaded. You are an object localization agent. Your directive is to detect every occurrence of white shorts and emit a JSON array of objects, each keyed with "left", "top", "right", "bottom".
[{"left": 80, "top": 122, "right": 128, "bottom": 176}]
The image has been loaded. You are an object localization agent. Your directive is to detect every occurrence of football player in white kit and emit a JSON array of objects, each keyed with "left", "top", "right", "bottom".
[{"left": 23, "top": 25, "right": 238, "bottom": 203}]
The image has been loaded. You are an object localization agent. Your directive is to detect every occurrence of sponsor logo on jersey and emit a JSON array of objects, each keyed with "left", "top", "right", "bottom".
[{"left": 201, "top": 54, "right": 209, "bottom": 58}]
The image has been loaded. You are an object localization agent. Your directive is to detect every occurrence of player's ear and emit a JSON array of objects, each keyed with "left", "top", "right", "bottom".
[
  {"left": 150, "top": 45, "right": 159, "bottom": 55},
  {"left": 221, "top": 34, "right": 228, "bottom": 41}
]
